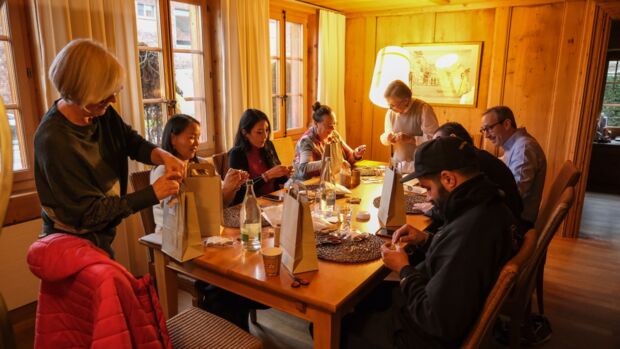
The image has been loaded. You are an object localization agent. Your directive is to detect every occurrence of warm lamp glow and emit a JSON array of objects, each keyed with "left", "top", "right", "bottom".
[
  {"left": 435, "top": 53, "right": 458, "bottom": 69},
  {"left": 369, "top": 46, "right": 411, "bottom": 108}
]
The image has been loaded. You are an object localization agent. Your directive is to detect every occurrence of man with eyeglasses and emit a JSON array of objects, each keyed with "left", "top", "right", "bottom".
[
  {"left": 480, "top": 106, "right": 546, "bottom": 228},
  {"left": 379, "top": 80, "right": 438, "bottom": 165}
]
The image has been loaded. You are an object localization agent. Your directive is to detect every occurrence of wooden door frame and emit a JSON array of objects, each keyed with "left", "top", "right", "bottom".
[{"left": 564, "top": 1, "right": 620, "bottom": 238}]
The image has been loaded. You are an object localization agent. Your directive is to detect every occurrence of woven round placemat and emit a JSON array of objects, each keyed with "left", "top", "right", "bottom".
[
  {"left": 222, "top": 204, "right": 271, "bottom": 228},
  {"left": 372, "top": 193, "right": 428, "bottom": 214},
  {"left": 315, "top": 233, "right": 384, "bottom": 263}
]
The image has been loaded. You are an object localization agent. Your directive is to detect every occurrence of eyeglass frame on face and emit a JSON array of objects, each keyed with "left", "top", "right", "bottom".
[
  {"left": 479, "top": 120, "right": 503, "bottom": 134},
  {"left": 388, "top": 98, "right": 410, "bottom": 111}
]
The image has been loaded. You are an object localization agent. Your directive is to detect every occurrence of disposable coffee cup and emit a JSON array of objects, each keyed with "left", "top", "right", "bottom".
[{"left": 262, "top": 247, "right": 282, "bottom": 277}]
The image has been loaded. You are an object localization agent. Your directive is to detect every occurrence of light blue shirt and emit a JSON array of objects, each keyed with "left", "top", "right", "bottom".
[{"left": 501, "top": 128, "right": 547, "bottom": 224}]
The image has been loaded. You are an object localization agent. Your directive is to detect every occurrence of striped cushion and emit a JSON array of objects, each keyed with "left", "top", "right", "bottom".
[{"left": 166, "top": 307, "right": 262, "bottom": 349}]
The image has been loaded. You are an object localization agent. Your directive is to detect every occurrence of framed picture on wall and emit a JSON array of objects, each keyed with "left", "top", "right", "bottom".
[{"left": 403, "top": 42, "right": 482, "bottom": 107}]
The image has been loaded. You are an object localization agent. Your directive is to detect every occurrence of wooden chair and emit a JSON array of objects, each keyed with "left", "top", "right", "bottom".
[
  {"left": 130, "top": 170, "right": 201, "bottom": 305},
  {"left": 212, "top": 152, "right": 229, "bottom": 180},
  {"left": 503, "top": 187, "right": 576, "bottom": 348},
  {"left": 534, "top": 160, "right": 581, "bottom": 314},
  {"left": 167, "top": 307, "right": 261, "bottom": 349},
  {"left": 272, "top": 136, "right": 296, "bottom": 167},
  {"left": 462, "top": 228, "right": 538, "bottom": 349}
]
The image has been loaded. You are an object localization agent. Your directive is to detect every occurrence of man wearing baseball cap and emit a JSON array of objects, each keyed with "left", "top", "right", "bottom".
[{"left": 341, "top": 137, "right": 519, "bottom": 349}]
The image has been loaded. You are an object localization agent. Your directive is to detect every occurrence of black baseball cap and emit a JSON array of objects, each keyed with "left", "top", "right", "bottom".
[{"left": 400, "top": 137, "right": 479, "bottom": 183}]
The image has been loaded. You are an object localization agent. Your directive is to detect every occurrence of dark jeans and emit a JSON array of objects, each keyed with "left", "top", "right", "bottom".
[
  {"left": 197, "top": 281, "right": 269, "bottom": 332},
  {"left": 340, "top": 282, "right": 443, "bottom": 349}
]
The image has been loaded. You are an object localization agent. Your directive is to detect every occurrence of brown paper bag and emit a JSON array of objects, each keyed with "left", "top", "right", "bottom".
[
  {"left": 280, "top": 183, "right": 318, "bottom": 274},
  {"left": 185, "top": 163, "right": 223, "bottom": 237},
  {"left": 377, "top": 166, "right": 406, "bottom": 235},
  {"left": 162, "top": 190, "right": 204, "bottom": 262}
]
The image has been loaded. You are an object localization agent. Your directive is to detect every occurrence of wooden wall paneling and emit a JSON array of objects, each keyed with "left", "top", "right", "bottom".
[
  {"left": 563, "top": 2, "right": 614, "bottom": 238},
  {"left": 432, "top": 9, "right": 495, "bottom": 142},
  {"left": 344, "top": 16, "right": 376, "bottom": 151},
  {"left": 483, "top": 6, "right": 511, "bottom": 155},
  {"left": 502, "top": 3, "right": 564, "bottom": 165},
  {"left": 542, "top": 1, "right": 590, "bottom": 237},
  {"left": 369, "top": 13, "right": 435, "bottom": 161}
]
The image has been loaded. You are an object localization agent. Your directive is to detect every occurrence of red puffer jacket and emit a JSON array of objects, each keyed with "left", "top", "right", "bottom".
[{"left": 27, "top": 234, "right": 172, "bottom": 349}]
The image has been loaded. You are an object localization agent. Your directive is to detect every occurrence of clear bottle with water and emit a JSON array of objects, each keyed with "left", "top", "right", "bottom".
[
  {"left": 240, "top": 180, "right": 261, "bottom": 251},
  {"left": 320, "top": 156, "right": 337, "bottom": 217}
]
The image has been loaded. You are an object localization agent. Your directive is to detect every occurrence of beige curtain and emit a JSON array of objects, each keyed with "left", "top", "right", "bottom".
[
  {"left": 317, "top": 10, "right": 346, "bottom": 138},
  {"left": 30, "top": 0, "right": 145, "bottom": 273},
  {"left": 217, "top": 0, "right": 272, "bottom": 149},
  {"left": 31, "top": 0, "right": 143, "bottom": 133}
]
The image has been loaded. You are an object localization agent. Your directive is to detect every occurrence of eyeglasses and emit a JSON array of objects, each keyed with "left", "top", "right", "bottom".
[
  {"left": 479, "top": 120, "right": 502, "bottom": 134},
  {"left": 388, "top": 99, "right": 410, "bottom": 111}
]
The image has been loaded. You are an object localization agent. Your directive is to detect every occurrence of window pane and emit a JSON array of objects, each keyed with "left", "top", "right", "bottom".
[
  {"left": 0, "top": 40, "right": 15, "bottom": 104},
  {"left": 286, "top": 59, "right": 303, "bottom": 95},
  {"left": 173, "top": 52, "right": 204, "bottom": 99},
  {"left": 285, "top": 22, "right": 303, "bottom": 59},
  {"left": 139, "top": 50, "right": 164, "bottom": 99},
  {"left": 271, "top": 58, "right": 280, "bottom": 132},
  {"left": 607, "top": 61, "right": 618, "bottom": 77},
  {"left": 286, "top": 95, "right": 303, "bottom": 129},
  {"left": 144, "top": 103, "right": 165, "bottom": 145},
  {"left": 269, "top": 19, "right": 279, "bottom": 57},
  {"left": 285, "top": 21, "right": 303, "bottom": 131},
  {"left": 135, "top": 0, "right": 160, "bottom": 47},
  {"left": 272, "top": 96, "right": 280, "bottom": 132},
  {"left": 177, "top": 100, "right": 208, "bottom": 142},
  {"left": 7, "top": 109, "right": 26, "bottom": 171},
  {"left": 171, "top": 2, "right": 202, "bottom": 50}
]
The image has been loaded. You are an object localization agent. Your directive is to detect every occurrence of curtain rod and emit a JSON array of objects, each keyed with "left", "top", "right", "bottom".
[{"left": 292, "top": 0, "right": 343, "bottom": 14}]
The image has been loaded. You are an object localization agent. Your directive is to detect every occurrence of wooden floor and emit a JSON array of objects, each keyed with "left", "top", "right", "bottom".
[{"left": 10, "top": 192, "right": 620, "bottom": 348}]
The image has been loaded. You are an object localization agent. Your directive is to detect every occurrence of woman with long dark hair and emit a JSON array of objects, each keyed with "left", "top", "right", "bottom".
[{"left": 228, "top": 109, "right": 290, "bottom": 205}]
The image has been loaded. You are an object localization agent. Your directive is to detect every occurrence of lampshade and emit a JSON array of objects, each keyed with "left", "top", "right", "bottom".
[{"left": 368, "top": 46, "right": 411, "bottom": 108}]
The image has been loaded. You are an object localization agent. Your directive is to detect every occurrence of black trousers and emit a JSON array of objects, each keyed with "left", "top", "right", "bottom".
[{"left": 197, "top": 281, "right": 269, "bottom": 332}]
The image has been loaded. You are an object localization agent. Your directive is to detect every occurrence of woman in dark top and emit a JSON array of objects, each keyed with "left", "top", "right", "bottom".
[{"left": 228, "top": 109, "right": 290, "bottom": 205}]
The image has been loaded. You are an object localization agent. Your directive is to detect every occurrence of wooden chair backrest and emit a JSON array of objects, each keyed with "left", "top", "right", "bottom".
[
  {"left": 462, "top": 228, "right": 538, "bottom": 349},
  {"left": 212, "top": 152, "right": 229, "bottom": 180},
  {"left": 130, "top": 170, "right": 156, "bottom": 235},
  {"left": 535, "top": 160, "right": 580, "bottom": 235}
]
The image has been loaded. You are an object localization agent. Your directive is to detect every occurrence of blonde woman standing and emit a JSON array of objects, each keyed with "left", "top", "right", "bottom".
[{"left": 34, "top": 39, "right": 183, "bottom": 258}]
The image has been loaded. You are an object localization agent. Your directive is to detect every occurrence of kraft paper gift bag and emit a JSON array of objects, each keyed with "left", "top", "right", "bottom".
[
  {"left": 280, "top": 183, "right": 318, "bottom": 274},
  {"left": 162, "top": 190, "right": 204, "bottom": 262},
  {"left": 377, "top": 166, "right": 406, "bottom": 235},
  {"left": 185, "top": 162, "right": 223, "bottom": 237}
]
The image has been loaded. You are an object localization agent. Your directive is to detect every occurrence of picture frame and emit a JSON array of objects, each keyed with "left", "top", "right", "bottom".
[{"left": 403, "top": 42, "right": 483, "bottom": 107}]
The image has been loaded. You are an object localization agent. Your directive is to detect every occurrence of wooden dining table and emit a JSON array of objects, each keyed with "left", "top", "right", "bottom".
[{"left": 143, "top": 176, "right": 431, "bottom": 349}]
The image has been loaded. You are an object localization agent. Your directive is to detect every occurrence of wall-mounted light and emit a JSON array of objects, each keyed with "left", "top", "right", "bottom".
[{"left": 368, "top": 46, "right": 411, "bottom": 108}]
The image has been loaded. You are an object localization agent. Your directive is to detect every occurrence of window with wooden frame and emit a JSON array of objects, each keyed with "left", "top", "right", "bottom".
[
  {"left": 134, "top": 0, "right": 214, "bottom": 151},
  {"left": 270, "top": 7, "right": 312, "bottom": 139},
  {"left": 603, "top": 58, "right": 620, "bottom": 127},
  {"left": 1, "top": 0, "right": 44, "bottom": 226}
]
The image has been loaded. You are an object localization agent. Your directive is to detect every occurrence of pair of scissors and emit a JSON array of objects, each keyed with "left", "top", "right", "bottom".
[{"left": 289, "top": 272, "right": 310, "bottom": 288}]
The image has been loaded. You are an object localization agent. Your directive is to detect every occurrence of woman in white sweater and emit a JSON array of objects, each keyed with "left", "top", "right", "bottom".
[{"left": 379, "top": 80, "right": 439, "bottom": 163}]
